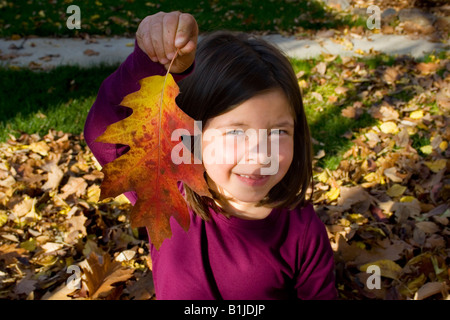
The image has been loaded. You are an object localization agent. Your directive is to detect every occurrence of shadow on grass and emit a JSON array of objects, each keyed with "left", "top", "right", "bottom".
[{"left": 0, "top": 62, "right": 120, "bottom": 142}]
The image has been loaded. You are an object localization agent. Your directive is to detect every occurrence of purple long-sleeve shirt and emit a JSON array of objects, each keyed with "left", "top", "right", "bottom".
[{"left": 84, "top": 40, "right": 338, "bottom": 300}]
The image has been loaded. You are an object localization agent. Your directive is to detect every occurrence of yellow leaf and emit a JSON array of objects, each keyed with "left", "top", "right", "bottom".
[
  {"left": 35, "top": 254, "right": 58, "bottom": 267},
  {"left": 347, "top": 213, "right": 367, "bottom": 224},
  {"left": 95, "top": 1, "right": 102, "bottom": 5},
  {"left": 316, "top": 170, "right": 329, "bottom": 183},
  {"left": 29, "top": 141, "right": 50, "bottom": 156},
  {"left": 424, "top": 159, "right": 447, "bottom": 173},
  {"left": 420, "top": 145, "right": 433, "bottom": 155},
  {"left": 380, "top": 121, "right": 398, "bottom": 134},
  {"left": 298, "top": 79, "right": 308, "bottom": 89},
  {"left": 90, "top": 14, "right": 100, "bottom": 21},
  {"left": 113, "top": 194, "right": 131, "bottom": 205},
  {"left": 86, "top": 185, "right": 101, "bottom": 203},
  {"left": 410, "top": 110, "right": 423, "bottom": 119},
  {"left": 326, "top": 187, "right": 340, "bottom": 202},
  {"left": 20, "top": 238, "right": 37, "bottom": 251},
  {"left": 387, "top": 184, "right": 407, "bottom": 197},
  {"left": 0, "top": 211, "right": 7, "bottom": 227},
  {"left": 360, "top": 259, "right": 402, "bottom": 280},
  {"left": 439, "top": 141, "right": 448, "bottom": 151},
  {"left": 401, "top": 274, "right": 427, "bottom": 297},
  {"left": 417, "top": 122, "right": 428, "bottom": 130},
  {"left": 400, "top": 196, "right": 416, "bottom": 203}
]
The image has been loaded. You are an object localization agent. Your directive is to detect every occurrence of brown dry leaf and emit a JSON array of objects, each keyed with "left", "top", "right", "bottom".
[
  {"left": 416, "top": 62, "right": 439, "bottom": 75},
  {"left": 14, "top": 277, "right": 37, "bottom": 296},
  {"left": 383, "top": 67, "right": 399, "bottom": 84},
  {"left": 315, "top": 62, "right": 327, "bottom": 75},
  {"left": 334, "top": 86, "right": 348, "bottom": 95},
  {"left": 82, "top": 252, "right": 134, "bottom": 299},
  {"left": 126, "top": 271, "right": 155, "bottom": 300},
  {"left": 415, "top": 221, "right": 440, "bottom": 234},
  {"left": 59, "top": 177, "right": 88, "bottom": 200},
  {"left": 383, "top": 167, "right": 404, "bottom": 183},
  {"left": 414, "top": 282, "right": 449, "bottom": 300},
  {"left": 0, "top": 244, "right": 28, "bottom": 265},
  {"left": 341, "top": 105, "right": 363, "bottom": 119},
  {"left": 83, "top": 49, "right": 100, "bottom": 56},
  {"left": 41, "top": 161, "right": 64, "bottom": 191},
  {"left": 64, "top": 209, "right": 87, "bottom": 244},
  {"left": 337, "top": 186, "right": 376, "bottom": 212},
  {"left": 360, "top": 259, "right": 403, "bottom": 280},
  {"left": 370, "top": 105, "right": 399, "bottom": 122}
]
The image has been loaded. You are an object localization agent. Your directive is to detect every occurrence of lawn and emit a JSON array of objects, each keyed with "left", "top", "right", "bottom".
[{"left": 0, "top": 0, "right": 363, "bottom": 37}]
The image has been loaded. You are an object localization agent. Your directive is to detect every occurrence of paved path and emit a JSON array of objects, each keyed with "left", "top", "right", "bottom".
[{"left": 0, "top": 33, "right": 447, "bottom": 70}]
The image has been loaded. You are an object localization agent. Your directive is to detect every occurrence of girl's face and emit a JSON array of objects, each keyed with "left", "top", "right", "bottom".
[{"left": 202, "top": 88, "right": 294, "bottom": 211}]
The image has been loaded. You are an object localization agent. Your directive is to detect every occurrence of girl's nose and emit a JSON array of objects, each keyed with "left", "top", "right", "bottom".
[{"left": 243, "top": 130, "right": 271, "bottom": 165}]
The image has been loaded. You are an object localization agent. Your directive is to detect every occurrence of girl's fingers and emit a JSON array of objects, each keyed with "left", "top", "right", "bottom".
[
  {"left": 137, "top": 11, "right": 197, "bottom": 69},
  {"left": 162, "top": 11, "right": 181, "bottom": 61},
  {"left": 150, "top": 18, "right": 169, "bottom": 64},
  {"left": 142, "top": 32, "right": 157, "bottom": 62},
  {"left": 175, "top": 13, "right": 198, "bottom": 52}
]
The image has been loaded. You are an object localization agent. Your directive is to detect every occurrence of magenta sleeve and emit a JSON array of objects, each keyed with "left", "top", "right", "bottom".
[{"left": 83, "top": 39, "right": 194, "bottom": 205}]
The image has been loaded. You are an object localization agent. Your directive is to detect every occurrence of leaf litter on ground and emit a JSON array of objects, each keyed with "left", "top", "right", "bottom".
[{"left": 0, "top": 50, "right": 449, "bottom": 300}]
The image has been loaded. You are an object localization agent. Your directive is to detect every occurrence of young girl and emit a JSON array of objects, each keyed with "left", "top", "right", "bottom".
[{"left": 84, "top": 11, "right": 337, "bottom": 300}]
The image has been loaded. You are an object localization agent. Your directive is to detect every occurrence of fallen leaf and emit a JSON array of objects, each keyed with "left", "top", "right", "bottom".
[
  {"left": 360, "top": 259, "right": 403, "bottom": 280},
  {"left": 380, "top": 121, "right": 399, "bottom": 134},
  {"left": 414, "top": 282, "right": 448, "bottom": 300},
  {"left": 82, "top": 252, "right": 134, "bottom": 299},
  {"left": 315, "top": 62, "right": 327, "bottom": 75},
  {"left": 0, "top": 244, "right": 27, "bottom": 265},
  {"left": 83, "top": 49, "right": 100, "bottom": 56},
  {"left": 41, "top": 161, "right": 64, "bottom": 191},
  {"left": 59, "top": 177, "right": 88, "bottom": 200},
  {"left": 386, "top": 184, "right": 407, "bottom": 197},
  {"left": 410, "top": 110, "right": 424, "bottom": 119},
  {"left": 416, "top": 62, "right": 439, "bottom": 75},
  {"left": 424, "top": 159, "right": 447, "bottom": 173},
  {"left": 415, "top": 221, "right": 440, "bottom": 234},
  {"left": 383, "top": 67, "right": 399, "bottom": 84}
]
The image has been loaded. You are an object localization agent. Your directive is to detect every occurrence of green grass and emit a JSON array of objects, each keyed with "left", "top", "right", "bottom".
[
  {"left": 290, "top": 56, "right": 377, "bottom": 170},
  {"left": 0, "top": 0, "right": 361, "bottom": 37},
  {"left": 0, "top": 62, "right": 120, "bottom": 143}
]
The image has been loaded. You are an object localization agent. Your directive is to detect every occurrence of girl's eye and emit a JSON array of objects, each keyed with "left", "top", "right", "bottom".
[
  {"left": 270, "top": 129, "right": 288, "bottom": 136},
  {"left": 225, "top": 129, "right": 245, "bottom": 136}
]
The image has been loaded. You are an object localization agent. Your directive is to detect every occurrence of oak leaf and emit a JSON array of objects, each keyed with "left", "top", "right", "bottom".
[
  {"left": 82, "top": 252, "right": 134, "bottom": 299},
  {"left": 95, "top": 74, "right": 211, "bottom": 249}
]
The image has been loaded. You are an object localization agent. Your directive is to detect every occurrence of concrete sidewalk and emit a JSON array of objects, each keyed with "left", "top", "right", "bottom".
[{"left": 0, "top": 33, "right": 447, "bottom": 70}]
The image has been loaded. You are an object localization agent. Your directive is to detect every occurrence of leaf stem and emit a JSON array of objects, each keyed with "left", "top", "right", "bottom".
[{"left": 158, "top": 49, "right": 180, "bottom": 194}]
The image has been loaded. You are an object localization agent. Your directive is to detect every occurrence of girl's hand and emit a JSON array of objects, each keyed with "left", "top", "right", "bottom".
[{"left": 136, "top": 11, "right": 199, "bottom": 74}]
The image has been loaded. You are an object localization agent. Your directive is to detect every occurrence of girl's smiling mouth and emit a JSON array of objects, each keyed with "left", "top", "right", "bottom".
[{"left": 234, "top": 173, "right": 270, "bottom": 186}]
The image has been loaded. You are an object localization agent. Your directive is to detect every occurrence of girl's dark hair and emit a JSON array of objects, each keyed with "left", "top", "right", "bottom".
[{"left": 176, "top": 31, "right": 313, "bottom": 220}]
